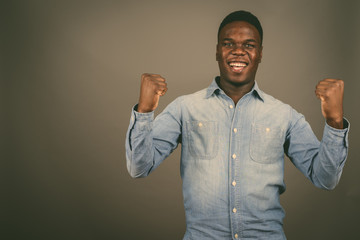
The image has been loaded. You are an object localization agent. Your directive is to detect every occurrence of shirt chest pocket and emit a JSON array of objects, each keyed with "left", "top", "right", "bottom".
[
  {"left": 186, "top": 121, "right": 219, "bottom": 160},
  {"left": 250, "top": 123, "right": 284, "bottom": 164}
]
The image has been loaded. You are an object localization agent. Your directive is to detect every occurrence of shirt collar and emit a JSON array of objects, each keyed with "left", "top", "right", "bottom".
[{"left": 206, "top": 77, "right": 265, "bottom": 102}]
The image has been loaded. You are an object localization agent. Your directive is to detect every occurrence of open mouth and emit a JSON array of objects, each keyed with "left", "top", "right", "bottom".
[{"left": 228, "top": 61, "right": 248, "bottom": 73}]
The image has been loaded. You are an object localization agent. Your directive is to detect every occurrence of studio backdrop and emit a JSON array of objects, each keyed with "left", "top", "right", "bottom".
[{"left": 3, "top": 0, "right": 360, "bottom": 239}]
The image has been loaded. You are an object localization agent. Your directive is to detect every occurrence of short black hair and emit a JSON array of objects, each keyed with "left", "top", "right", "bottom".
[{"left": 218, "top": 10, "right": 263, "bottom": 44}]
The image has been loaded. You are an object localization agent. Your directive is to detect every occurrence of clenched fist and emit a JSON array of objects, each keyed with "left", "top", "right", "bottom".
[
  {"left": 137, "top": 73, "right": 168, "bottom": 113},
  {"left": 315, "top": 78, "right": 344, "bottom": 129}
]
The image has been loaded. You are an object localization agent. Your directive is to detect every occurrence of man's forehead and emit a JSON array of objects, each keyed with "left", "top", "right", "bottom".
[{"left": 220, "top": 21, "right": 260, "bottom": 39}]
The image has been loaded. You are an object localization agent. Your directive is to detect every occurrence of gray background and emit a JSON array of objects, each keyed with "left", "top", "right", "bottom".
[{"left": 2, "top": 0, "right": 360, "bottom": 239}]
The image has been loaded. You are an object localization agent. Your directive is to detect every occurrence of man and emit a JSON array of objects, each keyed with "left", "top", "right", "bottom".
[{"left": 125, "top": 10, "right": 349, "bottom": 239}]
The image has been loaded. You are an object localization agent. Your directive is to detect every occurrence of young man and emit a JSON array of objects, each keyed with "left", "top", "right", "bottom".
[{"left": 125, "top": 10, "right": 349, "bottom": 239}]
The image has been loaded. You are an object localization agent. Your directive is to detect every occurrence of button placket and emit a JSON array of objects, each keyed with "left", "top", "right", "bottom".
[{"left": 229, "top": 99, "right": 240, "bottom": 239}]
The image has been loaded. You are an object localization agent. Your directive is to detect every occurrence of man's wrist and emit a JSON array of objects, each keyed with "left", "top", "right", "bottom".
[
  {"left": 326, "top": 118, "right": 344, "bottom": 129},
  {"left": 137, "top": 103, "right": 154, "bottom": 113}
]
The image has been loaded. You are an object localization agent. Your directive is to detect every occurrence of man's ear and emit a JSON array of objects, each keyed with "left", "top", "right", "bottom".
[
  {"left": 258, "top": 45, "right": 263, "bottom": 63},
  {"left": 216, "top": 44, "right": 220, "bottom": 61}
]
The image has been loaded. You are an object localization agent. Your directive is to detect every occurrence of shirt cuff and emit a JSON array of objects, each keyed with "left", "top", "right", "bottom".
[
  {"left": 322, "top": 117, "right": 350, "bottom": 147},
  {"left": 129, "top": 104, "right": 154, "bottom": 131}
]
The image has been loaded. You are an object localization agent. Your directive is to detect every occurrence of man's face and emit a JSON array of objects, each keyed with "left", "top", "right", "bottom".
[{"left": 216, "top": 21, "right": 262, "bottom": 86}]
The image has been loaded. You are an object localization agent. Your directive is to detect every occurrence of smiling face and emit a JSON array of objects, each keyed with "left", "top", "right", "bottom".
[{"left": 216, "top": 21, "right": 263, "bottom": 87}]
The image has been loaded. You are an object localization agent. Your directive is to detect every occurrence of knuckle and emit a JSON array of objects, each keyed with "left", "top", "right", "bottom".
[{"left": 142, "top": 73, "right": 152, "bottom": 82}]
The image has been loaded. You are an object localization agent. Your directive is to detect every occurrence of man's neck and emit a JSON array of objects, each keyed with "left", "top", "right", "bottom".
[{"left": 217, "top": 77, "right": 255, "bottom": 105}]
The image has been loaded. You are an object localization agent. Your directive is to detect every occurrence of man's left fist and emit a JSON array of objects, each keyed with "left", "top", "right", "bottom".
[{"left": 315, "top": 78, "right": 344, "bottom": 129}]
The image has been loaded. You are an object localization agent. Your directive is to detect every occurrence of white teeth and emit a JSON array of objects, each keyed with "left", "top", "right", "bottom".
[{"left": 229, "top": 62, "right": 247, "bottom": 67}]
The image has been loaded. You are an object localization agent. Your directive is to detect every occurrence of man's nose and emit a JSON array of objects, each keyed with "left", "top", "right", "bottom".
[{"left": 231, "top": 45, "right": 246, "bottom": 55}]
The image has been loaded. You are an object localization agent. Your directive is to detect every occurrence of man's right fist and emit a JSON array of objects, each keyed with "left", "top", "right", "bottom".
[{"left": 137, "top": 73, "right": 168, "bottom": 113}]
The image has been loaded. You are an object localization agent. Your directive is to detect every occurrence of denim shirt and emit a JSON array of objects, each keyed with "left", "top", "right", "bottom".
[{"left": 125, "top": 79, "right": 349, "bottom": 239}]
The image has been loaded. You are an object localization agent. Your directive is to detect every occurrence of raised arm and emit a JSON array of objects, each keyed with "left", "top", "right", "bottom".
[
  {"left": 285, "top": 78, "right": 349, "bottom": 190},
  {"left": 125, "top": 74, "right": 181, "bottom": 178}
]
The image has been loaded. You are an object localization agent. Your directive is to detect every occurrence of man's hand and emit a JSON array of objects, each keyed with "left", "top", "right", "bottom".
[
  {"left": 315, "top": 78, "right": 344, "bottom": 129},
  {"left": 137, "top": 73, "right": 168, "bottom": 113}
]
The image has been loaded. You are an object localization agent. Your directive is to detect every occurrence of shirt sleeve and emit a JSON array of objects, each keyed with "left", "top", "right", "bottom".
[
  {"left": 125, "top": 99, "right": 182, "bottom": 178},
  {"left": 284, "top": 108, "right": 350, "bottom": 190}
]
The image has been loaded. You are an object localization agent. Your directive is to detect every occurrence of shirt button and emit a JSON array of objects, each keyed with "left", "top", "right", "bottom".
[
  {"left": 229, "top": 104, "right": 234, "bottom": 109},
  {"left": 198, "top": 122, "right": 203, "bottom": 127},
  {"left": 235, "top": 233, "right": 239, "bottom": 239},
  {"left": 232, "top": 208, "right": 237, "bottom": 213},
  {"left": 232, "top": 154, "right": 236, "bottom": 159},
  {"left": 233, "top": 128, "right": 237, "bottom": 133},
  {"left": 232, "top": 181, "right": 236, "bottom": 186}
]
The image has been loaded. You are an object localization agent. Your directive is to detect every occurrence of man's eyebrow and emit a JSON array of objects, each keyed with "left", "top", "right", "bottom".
[
  {"left": 221, "top": 38, "right": 258, "bottom": 43},
  {"left": 245, "top": 39, "right": 257, "bottom": 43}
]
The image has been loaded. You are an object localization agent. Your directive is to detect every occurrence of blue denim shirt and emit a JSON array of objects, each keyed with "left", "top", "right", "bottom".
[{"left": 125, "top": 79, "right": 349, "bottom": 239}]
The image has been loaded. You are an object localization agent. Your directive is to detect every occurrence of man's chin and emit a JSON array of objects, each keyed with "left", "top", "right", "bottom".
[{"left": 219, "top": 70, "right": 254, "bottom": 86}]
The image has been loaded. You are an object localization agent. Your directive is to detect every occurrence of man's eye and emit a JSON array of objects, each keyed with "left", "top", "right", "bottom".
[
  {"left": 223, "top": 42, "right": 233, "bottom": 47},
  {"left": 245, "top": 44, "right": 255, "bottom": 49}
]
